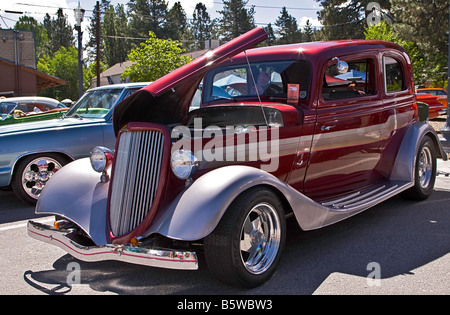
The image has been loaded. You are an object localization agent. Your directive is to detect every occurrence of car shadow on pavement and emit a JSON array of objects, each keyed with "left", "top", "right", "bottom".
[
  {"left": 0, "top": 190, "right": 40, "bottom": 224},
  {"left": 23, "top": 191, "right": 450, "bottom": 295}
]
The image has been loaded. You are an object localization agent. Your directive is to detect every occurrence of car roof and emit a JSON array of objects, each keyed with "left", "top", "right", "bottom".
[
  {"left": 231, "top": 40, "right": 407, "bottom": 63},
  {"left": 0, "top": 96, "right": 61, "bottom": 104}
]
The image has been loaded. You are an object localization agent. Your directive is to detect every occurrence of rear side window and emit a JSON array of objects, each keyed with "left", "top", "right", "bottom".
[
  {"left": 384, "top": 56, "right": 405, "bottom": 92},
  {"left": 322, "top": 58, "right": 376, "bottom": 100}
]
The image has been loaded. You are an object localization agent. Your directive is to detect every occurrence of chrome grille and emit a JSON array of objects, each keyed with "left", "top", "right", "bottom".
[{"left": 109, "top": 130, "right": 164, "bottom": 236}]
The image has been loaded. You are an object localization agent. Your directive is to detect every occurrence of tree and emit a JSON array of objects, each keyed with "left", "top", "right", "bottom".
[
  {"left": 103, "top": 4, "right": 131, "bottom": 66},
  {"left": 390, "top": 0, "right": 448, "bottom": 87},
  {"left": 166, "top": 1, "right": 188, "bottom": 40},
  {"left": 275, "top": 7, "right": 302, "bottom": 44},
  {"left": 316, "top": 0, "right": 391, "bottom": 40},
  {"left": 264, "top": 23, "right": 276, "bottom": 46},
  {"left": 43, "top": 9, "right": 74, "bottom": 55},
  {"left": 14, "top": 16, "right": 50, "bottom": 60},
  {"left": 122, "top": 31, "right": 192, "bottom": 82},
  {"left": 127, "top": 0, "right": 168, "bottom": 40},
  {"left": 364, "top": 20, "right": 424, "bottom": 84},
  {"left": 192, "top": 2, "right": 213, "bottom": 49},
  {"left": 217, "top": 0, "right": 255, "bottom": 42},
  {"left": 37, "top": 46, "right": 79, "bottom": 100},
  {"left": 302, "top": 19, "right": 315, "bottom": 42}
]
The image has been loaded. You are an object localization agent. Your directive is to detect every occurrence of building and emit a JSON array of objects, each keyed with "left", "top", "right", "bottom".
[{"left": 0, "top": 29, "right": 66, "bottom": 97}]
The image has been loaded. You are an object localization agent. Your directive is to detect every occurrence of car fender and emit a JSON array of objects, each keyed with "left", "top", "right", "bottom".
[
  {"left": 146, "top": 165, "right": 342, "bottom": 241},
  {"left": 35, "top": 158, "right": 109, "bottom": 245},
  {"left": 390, "top": 121, "right": 447, "bottom": 182}
]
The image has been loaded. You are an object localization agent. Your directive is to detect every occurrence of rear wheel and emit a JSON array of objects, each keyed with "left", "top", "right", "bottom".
[
  {"left": 400, "top": 135, "right": 436, "bottom": 200},
  {"left": 11, "top": 154, "right": 69, "bottom": 205},
  {"left": 204, "top": 188, "right": 286, "bottom": 288}
]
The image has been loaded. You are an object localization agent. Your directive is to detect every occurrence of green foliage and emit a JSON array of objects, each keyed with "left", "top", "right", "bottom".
[
  {"left": 37, "top": 47, "right": 79, "bottom": 100},
  {"left": 217, "top": 0, "right": 256, "bottom": 42},
  {"left": 14, "top": 16, "right": 50, "bottom": 60},
  {"left": 364, "top": 20, "right": 424, "bottom": 83},
  {"left": 122, "top": 31, "right": 192, "bottom": 82},
  {"left": 275, "top": 7, "right": 302, "bottom": 44}
]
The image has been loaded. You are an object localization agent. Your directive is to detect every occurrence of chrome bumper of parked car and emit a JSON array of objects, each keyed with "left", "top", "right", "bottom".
[{"left": 27, "top": 220, "right": 198, "bottom": 270}]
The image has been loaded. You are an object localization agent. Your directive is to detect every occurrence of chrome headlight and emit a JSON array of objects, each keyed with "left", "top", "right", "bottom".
[
  {"left": 171, "top": 150, "right": 198, "bottom": 180},
  {"left": 90, "top": 146, "right": 114, "bottom": 173}
]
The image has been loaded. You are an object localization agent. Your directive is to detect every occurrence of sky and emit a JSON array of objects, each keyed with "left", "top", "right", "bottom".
[{"left": 0, "top": 0, "right": 323, "bottom": 32}]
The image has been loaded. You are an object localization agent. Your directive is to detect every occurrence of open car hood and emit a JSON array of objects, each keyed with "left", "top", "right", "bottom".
[{"left": 113, "top": 27, "right": 268, "bottom": 135}]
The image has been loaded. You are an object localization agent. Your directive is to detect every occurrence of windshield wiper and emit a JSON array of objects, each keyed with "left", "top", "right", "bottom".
[{"left": 212, "top": 95, "right": 236, "bottom": 101}]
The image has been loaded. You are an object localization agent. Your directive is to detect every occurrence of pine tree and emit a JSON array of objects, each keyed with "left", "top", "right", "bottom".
[
  {"left": 192, "top": 2, "right": 213, "bottom": 49},
  {"left": 127, "top": 0, "right": 169, "bottom": 40},
  {"left": 43, "top": 9, "right": 74, "bottom": 55},
  {"left": 217, "top": 0, "right": 255, "bottom": 42},
  {"left": 303, "top": 19, "right": 314, "bottom": 42},
  {"left": 275, "top": 7, "right": 302, "bottom": 44},
  {"left": 166, "top": 1, "right": 188, "bottom": 40},
  {"left": 316, "top": 0, "right": 391, "bottom": 40},
  {"left": 264, "top": 23, "right": 276, "bottom": 46}
]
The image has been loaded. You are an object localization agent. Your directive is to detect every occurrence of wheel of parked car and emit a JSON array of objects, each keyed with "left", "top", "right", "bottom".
[
  {"left": 400, "top": 135, "right": 437, "bottom": 200},
  {"left": 11, "top": 154, "right": 70, "bottom": 205},
  {"left": 204, "top": 187, "right": 286, "bottom": 288}
]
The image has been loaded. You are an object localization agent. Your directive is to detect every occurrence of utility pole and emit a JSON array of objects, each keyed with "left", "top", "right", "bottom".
[
  {"left": 96, "top": 1, "right": 101, "bottom": 87},
  {"left": 74, "top": 1, "right": 85, "bottom": 98}
]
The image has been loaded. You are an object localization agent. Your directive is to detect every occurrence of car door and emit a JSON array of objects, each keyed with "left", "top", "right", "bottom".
[
  {"left": 304, "top": 54, "right": 387, "bottom": 200},
  {"left": 376, "top": 52, "right": 416, "bottom": 177}
]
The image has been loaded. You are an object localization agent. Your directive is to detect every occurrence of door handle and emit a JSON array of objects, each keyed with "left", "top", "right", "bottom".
[{"left": 320, "top": 125, "right": 336, "bottom": 131}]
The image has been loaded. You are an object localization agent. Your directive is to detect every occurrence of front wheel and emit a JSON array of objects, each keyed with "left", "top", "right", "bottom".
[
  {"left": 400, "top": 135, "right": 436, "bottom": 200},
  {"left": 204, "top": 188, "right": 286, "bottom": 288},
  {"left": 11, "top": 154, "right": 69, "bottom": 205}
]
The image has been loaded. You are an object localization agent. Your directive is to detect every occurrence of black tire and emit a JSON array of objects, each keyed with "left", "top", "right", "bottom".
[
  {"left": 400, "top": 135, "right": 436, "bottom": 200},
  {"left": 11, "top": 153, "right": 69, "bottom": 205},
  {"left": 204, "top": 187, "right": 286, "bottom": 288}
]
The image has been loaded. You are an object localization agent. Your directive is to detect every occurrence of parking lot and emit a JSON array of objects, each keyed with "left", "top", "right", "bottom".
[
  {"left": 1, "top": 165, "right": 449, "bottom": 295},
  {"left": 0, "top": 119, "right": 448, "bottom": 295}
]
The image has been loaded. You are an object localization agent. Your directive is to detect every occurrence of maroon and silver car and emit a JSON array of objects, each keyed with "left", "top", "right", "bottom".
[{"left": 28, "top": 28, "right": 446, "bottom": 288}]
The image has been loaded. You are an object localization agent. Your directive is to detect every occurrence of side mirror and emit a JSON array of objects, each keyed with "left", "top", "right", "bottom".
[{"left": 332, "top": 57, "right": 348, "bottom": 74}]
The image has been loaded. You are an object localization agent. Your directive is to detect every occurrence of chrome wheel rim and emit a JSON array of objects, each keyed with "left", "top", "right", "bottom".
[
  {"left": 239, "top": 202, "right": 281, "bottom": 275},
  {"left": 418, "top": 146, "right": 433, "bottom": 189},
  {"left": 21, "top": 157, "right": 62, "bottom": 200}
]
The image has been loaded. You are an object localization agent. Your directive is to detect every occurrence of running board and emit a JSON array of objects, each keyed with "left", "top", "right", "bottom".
[{"left": 320, "top": 180, "right": 413, "bottom": 213}]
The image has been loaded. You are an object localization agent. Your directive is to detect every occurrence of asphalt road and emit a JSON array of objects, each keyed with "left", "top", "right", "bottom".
[{"left": 1, "top": 175, "right": 449, "bottom": 296}]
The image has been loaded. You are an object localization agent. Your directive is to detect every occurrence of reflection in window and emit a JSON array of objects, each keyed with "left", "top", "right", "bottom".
[
  {"left": 384, "top": 57, "right": 405, "bottom": 92},
  {"left": 323, "top": 58, "right": 376, "bottom": 100},
  {"left": 202, "top": 60, "right": 311, "bottom": 105}
]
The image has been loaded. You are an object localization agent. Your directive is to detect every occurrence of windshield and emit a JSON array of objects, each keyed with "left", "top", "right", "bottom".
[
  {"left": 0, "top": 102, "right": 18, "bottom": 120},
  {"left": 64, "top": 88, "right": 124, "bottom": 119},
  {"left": 201, "top": 60, "right": 311, "bottom": 106}
]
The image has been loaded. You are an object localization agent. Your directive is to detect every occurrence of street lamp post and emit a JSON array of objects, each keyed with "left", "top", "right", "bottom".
[{"left": 74, "top": 2, "right": 85, "bottom": 99}]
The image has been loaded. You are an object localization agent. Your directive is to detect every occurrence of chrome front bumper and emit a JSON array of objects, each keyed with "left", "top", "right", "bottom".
[{"left": 27, "top": 220, "right": 198, "bottom": 270}]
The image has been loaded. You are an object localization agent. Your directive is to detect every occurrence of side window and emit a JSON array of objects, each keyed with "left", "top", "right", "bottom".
[
  {"left": 384, "top": 56, "right": 405, "bottom": 92},
  {"left": 323, "top": 58, "right": 376, "bottom": 100}
]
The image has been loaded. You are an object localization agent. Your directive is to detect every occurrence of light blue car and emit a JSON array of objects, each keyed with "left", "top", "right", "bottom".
[{"left": 0, "top": 82, "right": 149, "bottom": 204}]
